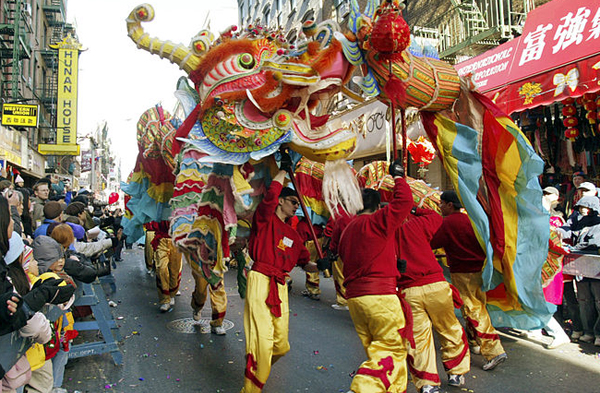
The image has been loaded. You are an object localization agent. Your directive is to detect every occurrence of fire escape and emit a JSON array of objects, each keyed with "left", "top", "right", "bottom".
[
  {"left": 39, "top": 0, "right": 74, "bottom": 141},
  {"left": 0, "top": 0, "right": 33, "bottom": 103},
  {"left": 410, "top": 0, "right": 534, "bottom": 63}
]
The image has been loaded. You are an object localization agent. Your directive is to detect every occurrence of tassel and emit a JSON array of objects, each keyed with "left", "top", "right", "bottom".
[
  {"left": 383, "top": 75, "right": 407, "bottom": 108},
  {"left": 322, "top": 159, "right": 363, "bottom": 218}
]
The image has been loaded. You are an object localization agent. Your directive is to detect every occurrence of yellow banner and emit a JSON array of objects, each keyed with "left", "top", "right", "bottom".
[
  {"left": 57, "top": 47, "right": 79, "bottom": 145},
  {"left": 1, "top": 104, "right": 39, "bottom": 127},
  {"left": 38, "top": 143, "right": 80, "bottom": 156}
]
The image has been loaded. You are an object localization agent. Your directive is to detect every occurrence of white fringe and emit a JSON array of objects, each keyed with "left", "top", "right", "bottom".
[{"left": 323, "top": 159, "right": 363, "bottom": 218}]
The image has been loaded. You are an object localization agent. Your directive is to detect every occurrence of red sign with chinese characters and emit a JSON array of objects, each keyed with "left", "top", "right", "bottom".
[{"left": 455, "top": 0, "right": 600, "bottom": 114}]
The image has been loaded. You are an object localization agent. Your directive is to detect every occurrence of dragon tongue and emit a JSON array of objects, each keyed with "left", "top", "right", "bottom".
[{"left": 298, "top": 111, "right": 330, "bottom": 128}]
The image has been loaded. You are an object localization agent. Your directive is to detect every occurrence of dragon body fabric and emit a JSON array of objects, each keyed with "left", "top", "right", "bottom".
[{"left": 125, "top": 0, "right": 552, "bottom": 328}]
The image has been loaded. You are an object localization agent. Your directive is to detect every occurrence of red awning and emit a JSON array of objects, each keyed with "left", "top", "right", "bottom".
[{"left": 455, "top": 0, "right": 600, "bottom": 115}]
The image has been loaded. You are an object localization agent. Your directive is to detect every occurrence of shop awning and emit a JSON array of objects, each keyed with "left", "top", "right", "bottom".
[{"left": 455, "top": 0, "right": 600, "bottom": 115}]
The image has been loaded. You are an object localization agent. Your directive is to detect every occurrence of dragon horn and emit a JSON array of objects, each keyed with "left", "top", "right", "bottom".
[{"left": 126, "top": 4, "right": 209, "bottom": 74}]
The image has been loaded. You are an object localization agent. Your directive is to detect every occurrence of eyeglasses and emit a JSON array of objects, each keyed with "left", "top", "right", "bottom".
[{"left": 286, "top": 198, "right": 300, "bottom": 206}]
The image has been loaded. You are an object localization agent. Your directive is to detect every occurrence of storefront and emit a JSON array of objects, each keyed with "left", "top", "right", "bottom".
[
  {"left": 0, "top": 124, "right": 46, "bottom": 186},
  {"left": 456, "top": 0, "right": 600, "bottom": 186}
]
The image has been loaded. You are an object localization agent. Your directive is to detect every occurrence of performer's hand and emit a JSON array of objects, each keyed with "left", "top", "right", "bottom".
[
  {"left": 316, "top": 257, "right": 331, "bottom": 272},
  {"left": 389, "top": 159, "right": 405, "bottom": 178},
  {"left": 279, "top": 151, "right": 293, "bottom": 173}
]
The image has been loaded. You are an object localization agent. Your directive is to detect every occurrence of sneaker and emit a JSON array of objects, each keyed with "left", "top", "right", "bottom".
[
  {"left": 211, "top": 325, "right": 226, "bottom": 335},
  {"left": 447, "top": 374, "right": 465, "bottom": 387},
  {"left": 192, "top": 309, "right": 202, "bottom": 321},
  {"left": 421, "top": 385, "right": 441, "bottom": 393},
  {"left": 169, "top": 297, "right": 175, "bottom": 306},
  {"left": 594, "top": 337, "right": 600, "bottom": 347},
  {"left": 470, "top": 345, "right": 481, "bottom": 355},
  {"left": 331, "top": 304, "right": 349, "bottom": 311},
  {"left": 301, "top": 290, "right": 320, "bottom": 301},
  {"left": 176, "top": 290, "right": 182, "bottom": 296},
  {"left": 546, "top": 333, "right": 570, "bottom": 349},
  {"left": 571, "top": 331, "right": 583, "bottom": 340},
  {"left": 482, "top": 353, "right": 507, "bottom": 371},
  {"left": 579, "top": 333, "right": 595, "bottom": 343},
  {"left": 159, "top": 303, "right": 171, "bottom": 313}
]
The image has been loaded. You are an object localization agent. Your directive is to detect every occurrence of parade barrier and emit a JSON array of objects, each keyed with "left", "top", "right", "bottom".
[
  {"left": 563, "top": 253, "right": 600, "bottom": 279},
  {"left": 68, "top": 276, "right": 123, "bottom": 365}
]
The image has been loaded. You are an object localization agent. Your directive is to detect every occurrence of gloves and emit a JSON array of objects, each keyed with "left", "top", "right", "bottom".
[
  {"left": 397, "top": 258, "right": 407, "bottom": 274},
  {"left": 279, "top": 151, "right": 293, "bottom": 173},
  {"left": 94, "top": 259, "right": 111, "bottom": 277},
  {"left": 389, "top": 159, "right": 405, "bottom": 178},
  {"left": 24, "top": 278, "right": 76, "bottom": 312},
  {"left": 316, "top": 257, "right": 332, "bottom": 272}
]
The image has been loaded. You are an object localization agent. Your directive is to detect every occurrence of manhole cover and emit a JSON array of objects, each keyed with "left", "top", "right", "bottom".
[{"left": 166, "top": 317, "right": 235, "bottom": 334}]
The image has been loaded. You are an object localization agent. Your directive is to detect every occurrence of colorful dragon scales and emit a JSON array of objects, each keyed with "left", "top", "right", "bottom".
[{"left": 123, "top": 0, "right": 553, "bottom": 328}]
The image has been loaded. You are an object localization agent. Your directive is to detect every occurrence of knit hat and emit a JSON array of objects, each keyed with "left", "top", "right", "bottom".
[
  {"left": 572, "top": 171, "right": 586, "bottom": 179},
  {"left": 5, "top": 232, "right": 25, "bottom": 265},
  {"left": 15, "top": 175, "right": 24, "bottom": 184},
  {"left": 43, "top": 201, "right": 64, "bottom": 220},
  {"left": 32, "top": 236, "right": 65, "bottom": 273}
]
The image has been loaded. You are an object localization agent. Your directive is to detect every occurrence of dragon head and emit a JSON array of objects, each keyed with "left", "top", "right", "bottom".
[{"left": 127, "top": 4, "right": 359, "bottom": 164}]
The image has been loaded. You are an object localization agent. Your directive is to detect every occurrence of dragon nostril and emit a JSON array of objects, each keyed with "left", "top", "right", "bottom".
[{"left": 239, "top": 53, "right": 255, "bottom": 69}]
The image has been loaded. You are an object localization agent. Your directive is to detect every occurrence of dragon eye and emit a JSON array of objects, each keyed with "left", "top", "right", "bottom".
[{"left": 238, "top": 53, "right": 255, "bottom": 69}]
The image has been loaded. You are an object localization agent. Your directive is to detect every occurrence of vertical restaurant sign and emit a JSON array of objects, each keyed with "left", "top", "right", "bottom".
[{"left": 50, "top": 35, "right": 84, "bottom": 146}]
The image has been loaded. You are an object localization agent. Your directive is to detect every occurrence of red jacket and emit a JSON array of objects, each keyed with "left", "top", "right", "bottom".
[
  {"left": 329, "top": 211, "right": 355, "bottom": 255},
  {"left": 338, "top": 178, "right": 413, "bottom": 298},
  {"left": 396, "top": 208, "right": 446, "bottom": 289},
  {"left": 430, "top": 211, "right": 485, "bottom": 273},
  {"left": 248, "top": 181, "right": 310, "bottom": 272}
]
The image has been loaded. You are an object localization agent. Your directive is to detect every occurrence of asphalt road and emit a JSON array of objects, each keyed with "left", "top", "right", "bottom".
[{"left": 62, "top": 247, "right": 600, "bottom": 393}]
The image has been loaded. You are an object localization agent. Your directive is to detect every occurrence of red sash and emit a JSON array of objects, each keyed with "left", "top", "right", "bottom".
[{"left": 252, "top": 261, "right": 287, "bottom": 317}]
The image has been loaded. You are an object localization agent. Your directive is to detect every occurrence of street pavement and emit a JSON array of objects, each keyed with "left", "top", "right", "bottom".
[{"left": 62, "top": 247, "right": 600, "bottom": 393}]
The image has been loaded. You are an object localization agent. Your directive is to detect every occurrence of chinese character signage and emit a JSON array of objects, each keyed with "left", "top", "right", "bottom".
[
  {"left": 456, "top": 0, "right": 600, "bottom": 114},
  {"left": 1, "top": 104, "right": 39, "bottom": 127},
  {"left": 38, "top": 35, "right": 83, "bottom": 156}
]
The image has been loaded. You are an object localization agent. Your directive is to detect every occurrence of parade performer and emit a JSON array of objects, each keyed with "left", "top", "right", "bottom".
[
  {"left": 296, "top": 217, "right": 323, "bottom": 301},
  {"left": 191, "top": 265, "right": 228, "bottom": 335},
  {"left": 241, "top": 163, "right": 320, "bottom": 393},
  {"left": 430, "top": 191, "right": 507, "bottom": 371},
  {"left": 337, "top": 159, "right": 412, "bottom": 393},
  {"left": 327, "top": 210, "right": 355, "bottom": 310},
  {"left": 146, "top": 221, "right": 182, "bottom": 313},
  {"left": 396, "top": 207, "right": 469, "bottom": 393}
]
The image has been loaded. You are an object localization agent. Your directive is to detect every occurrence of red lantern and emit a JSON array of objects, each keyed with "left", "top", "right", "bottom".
[
  {"left": 369, "top": 1, "right": 410, "bottom": 61},
  {"left": 562, "top": 105, "right": 576, "bottom": 116},
  {"left": 563, "top": 117, "right": 579, "bottom": 128},
  {"left": 565, "top": 127, "right": 579, "bottom": 140},
  {"left": 563, "top": 97, "right": 575, "bottom": 105},
  {"left": 586, "top": 111, "right": 597, "bottom": 124},
  {"left": 109, "top": 192, "right": 119, "bottom": 205}
]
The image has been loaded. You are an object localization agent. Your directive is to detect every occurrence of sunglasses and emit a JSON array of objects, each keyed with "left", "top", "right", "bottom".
[{"left": 285, "top": 198, "right": 300, "bottom": 206}]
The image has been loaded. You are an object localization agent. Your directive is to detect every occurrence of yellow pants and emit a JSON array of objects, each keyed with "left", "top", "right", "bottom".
[
  {"left": 144, "top": 230, "right": 156, "bottom": 271},
  {"left": 402, "top": 281, "right": 470, "bottom": 390},
  {"left": 241, "top": 270, "right": 290, "bottom": 393},
  {"left": 304, "top": 240, "right": 321, "bottom": 295},
  {"left": 332, "top": 257, "right": 347, "bottom": 306},
  {"left": 348, "top": 294, "right": 408, "bottom": 393},
  {"left": 155, "top": 238, "right": 183, "bottom": 304},
  {"left": 451, "top": 272, "right": 505, "bottom": 361},
  {"left": 191, "top": 269, "right": 228, "bottom": 327}
]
